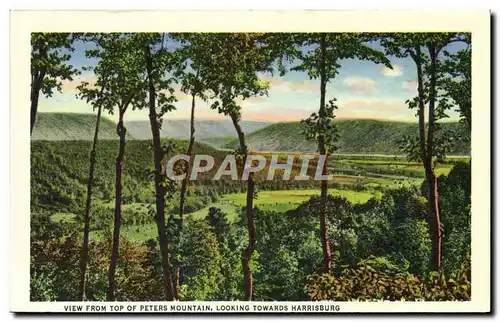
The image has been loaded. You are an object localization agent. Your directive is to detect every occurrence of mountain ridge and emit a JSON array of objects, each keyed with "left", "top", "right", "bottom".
[
  {"left": 31, "top": 113, "right": 470, "bottom": 155},
  {"left": 222, "top": 119, "right": 470, "bottom": 155}
]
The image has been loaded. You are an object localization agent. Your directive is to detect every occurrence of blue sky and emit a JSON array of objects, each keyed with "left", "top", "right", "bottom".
[{"left": 38, "top": 36, "right": 465, "bottom": 123}]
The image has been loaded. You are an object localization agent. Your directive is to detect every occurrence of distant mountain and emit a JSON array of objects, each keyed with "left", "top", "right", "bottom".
[
  {"left": 31, "top": 113, "right": 271, "bottom": 141},
  {"left": 223, "top": 119, "right": 471, "bottom": 155},
  {"left": 125, "top": 119, "right": 271, "bottom": 140},
  {"left": 30, "top": 114, "right": 470, "bottom": 156},
  {"left": 31, "top": 113, "right": 133, "bottom": 140}
]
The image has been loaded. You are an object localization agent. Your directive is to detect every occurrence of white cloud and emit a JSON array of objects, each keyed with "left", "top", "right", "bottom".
[
  {"left": 380, "top": 64, "right": 403, "bottom": 77},
  {"left": 343, "top": 76, "right": 376, "bottom": 92},
  {"left": 402, "top": 81, "right": 418, "bottom": 91},
  {"left": 261, "top": 75, "right": 318, "bottom": 92},
  {"left": 338, "top": 98, "right": 404, "bottom": 113},
  {"left": 60, "top": 74, "right": 97, "bottom": 92}
]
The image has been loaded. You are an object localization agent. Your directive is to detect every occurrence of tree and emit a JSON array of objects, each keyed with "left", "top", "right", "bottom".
[
  {"left": 170, "top": 34, "right": 211, "bottom": 295},
  {"left": 30, "top": 33, "right": 80, "bottom": 134},
  {"left": 81, "top": 33, "right": 146, "bottom": 300},
  {"left": 381, "top": 33, "right": 467, "bottom": 271},
  {"left": 136, "top": 33, "right": 180, "bottom": 301},
  {"left": 206, "top": 207, "right": 244, "bottom": 300},
  {"left": 292, "top": 33, "right": 391, "bottom": 272},
  {"left": 171, "top": 34, "right": 209, "bottom": 225},
  {"left": 175, "top": 218, "right": 223, "bottom": 300},
  {"left": 442, "top": 34, "right": 471, "bottom": 130},
  {"left": 75, "top": 34, "right": 111, "bottom": 301},
  {"left": 194, "top": 33, "right": 274, "bottom": 300}
]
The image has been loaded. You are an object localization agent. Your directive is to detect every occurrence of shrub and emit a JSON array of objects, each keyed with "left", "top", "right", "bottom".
[{"left": 307, "top": 255, "right": 470, "bottom": 301}]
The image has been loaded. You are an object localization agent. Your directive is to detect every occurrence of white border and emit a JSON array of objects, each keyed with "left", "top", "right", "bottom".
[{"left": 9, "top": 10, "right": 491, "bottom": 313}]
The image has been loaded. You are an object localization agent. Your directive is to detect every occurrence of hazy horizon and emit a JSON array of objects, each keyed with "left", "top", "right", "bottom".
[{"left": 37, "top": 111, "right": 464, "bottom": 124}]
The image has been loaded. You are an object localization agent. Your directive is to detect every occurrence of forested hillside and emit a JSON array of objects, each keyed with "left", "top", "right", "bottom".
[
  {"left": 223, "top": 119, "right": 470, "bottom": 154},
  {"left": 30, "top": 139, "right": 226, "bottom": 213},
  {"left": 31, "top": 113, "right": 131, "bottom": 140},
  {"left": 31, "top": 113, "right": 270, "bottom": 141},
  {"left": 32, "top": 114, "right": 470, "bottom": 156}
]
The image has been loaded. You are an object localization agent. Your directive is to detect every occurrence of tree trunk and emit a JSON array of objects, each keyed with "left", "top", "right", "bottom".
[
  {"left": 413, "top": 45, "right": 442, "bottom": 272},
  {"left": 107, "top": 111, "right": 126, "bottom": 301},
  {"left": 30, "top": 70, "right": 45, "bottom": 135},
  {"left": 426, "top": 166, "right": 442, "bottom": 271},
  {"left": 318, "top": 33, "right": 332, "bottom": 273},
  {"left": 179, "top": 92, "right": 196, "bottom": 224},
  {"left": 31, "top": 42, "right": 47, "bottom": 135},
  {"left": 426, "top": 45, "right": 442, "bottom": 271},
  {"left": 145, "top": 45, "right": 176, "bottom": 301},
  {"left": 79, "top": 104, "right": 103, "bottom": 301},
  {"left": 414, "top": 48, "right": 427, "bottom": 165},
  {"left": 230, "top": 111, "right": 257, "bottom": 301},
  {"left": 176, "top": 90, "right": 197, "bottom": 297}
]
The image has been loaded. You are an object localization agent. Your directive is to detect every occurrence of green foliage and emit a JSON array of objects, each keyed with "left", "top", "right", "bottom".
[
  {"left": 205, "top": 207, "right": 245, "bottom": 300},
  {"left": 354, "top": 186, "right": 432, "bottom": 275},
  {"left": 392, "top": 218, "right": 432, "bottom": 275},
  {"left": 266, "top": 186, "right": 431, "bottom": 277},
  {"left": 307, "top": 255, "right": 471, "bottom": 301},
  {"left": 31, "top": 33, "right": 80, "bottom": 97},
  {"left": 291, "top": 33, "right": 392, "bottom": 80},
  {"left": 289, "top": 33, "right": 392, "bottom": 157},
  {"left": 32, "top": 113, "right": 470, "bottom": 155},
  {"left": 30, "top": 214, "right": 80, "bottom": 301},
  {"left": 251, "top": 208, "right": 322, "bottom": 300},
  {"left": 175, "top": 218, "right": 224, "bottom": 301},
  {"left": 381, "top": 33, "right": 470, "bottom": 164},
  {"left": 78, "top": 33, "right": 148, "bottom": 115},
  {"left": 437, "top": 162, "right": 471, "bottom": 275},
  {"left": 301, "top": 98, "right": 340, "bottom": 152},
  {"left": 189, "top": 33, "right": 273, "bottom": 120},
  {"left": 31, "top": 213, "right": 167, "bottom": 301},
  {"left": 442, "top": 34, "right": 471, "bottom": 130}
]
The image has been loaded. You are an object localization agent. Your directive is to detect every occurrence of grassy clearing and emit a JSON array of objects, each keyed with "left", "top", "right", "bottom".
[
  {"left": 50, "top": 212, "right": 77, "bottom": 223},
  {"left": 90, "top": 188, "right": 381, "bottom": 242}
]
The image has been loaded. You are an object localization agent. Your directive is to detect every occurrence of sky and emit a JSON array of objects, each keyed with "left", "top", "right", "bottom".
[{"left": 38, "top": 36, "right": 465, "bottom": 123}]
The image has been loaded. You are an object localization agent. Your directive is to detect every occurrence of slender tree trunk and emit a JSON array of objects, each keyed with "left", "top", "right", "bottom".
[
  {"left": 179, "top": 92, "right": 196, "bottom": 224},
  {"left": 413, "top": 46, "right": 442, "bottom": 272},
  {"left": 145, "top": 45, "right": 176, "bottom": 301},
  {"left": 230, "top": 111, "right": 257, "bottom": 301},
  {"left": 79, "top": 104, "right": 103, "bottom": 301},
  {"left": 318, "top": 33, "right": 332, "bottom": 273},
  {"left": 30, "top": 70, "right": 45, "bottom": 135},
  {"left": 107, "top": 111, "right": 126, "bottom": 301},
  {"left": 426, "top": 45, "right": 442, "bottom": 271},
  {"left": 176, "top": 90, "right": 197, "bottom": 297},
  {"left": 414, "top": 48, "right": 427, "bottom": 165},
  {"left": 31, "top": 42, "right": 47, "bottom": 135}
]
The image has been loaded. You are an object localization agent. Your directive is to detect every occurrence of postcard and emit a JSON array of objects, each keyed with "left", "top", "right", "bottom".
[{"left": 10, "top": 10, "right": 491, "bottom": 313}]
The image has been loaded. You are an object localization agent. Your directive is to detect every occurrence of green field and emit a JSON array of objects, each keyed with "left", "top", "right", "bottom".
[
  {"left": 50, "top": 212, "right": 77, "bottom": 223},
  {"left": 88, "top": 188, "right": 381, "bottom": 242}
]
